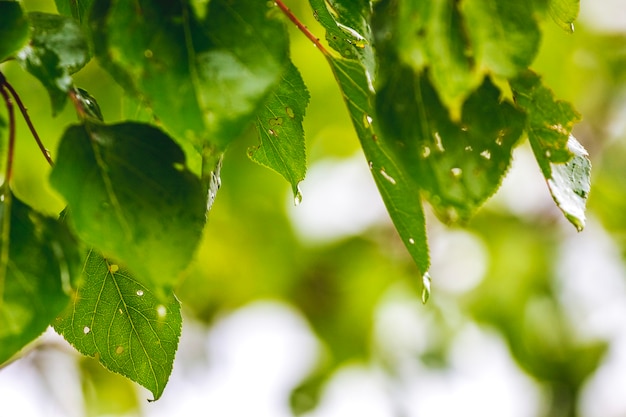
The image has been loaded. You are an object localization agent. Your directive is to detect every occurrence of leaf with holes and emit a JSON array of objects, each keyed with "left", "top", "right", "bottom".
[
  {"left": 16, "top": 12, "right": 90, "bottom": 115},
  {"left": 250, "top": 63, "right": 309, "bottom": 200},
  {"left": 49, "top": 121, "right": 207, "bottom": 293},
  {"left": 0, "top": 190, "right": 81, "bottom": 365},
  {"left": 0, "top": 1, "right": 30, "bottom": 63},
  {"left": 54, "top": 250, "right": 181, "bottom": 400},
  {"left": 376, "top": 70, "right": 526, "bottom": 223}
]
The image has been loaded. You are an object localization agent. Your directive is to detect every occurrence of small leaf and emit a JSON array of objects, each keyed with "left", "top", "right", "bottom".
[
  {"left": 511, "top": 71, "right": 581, "bottom": 178},
  {"left": 460, "top": 0, "right": 540, "bottom": 78},
  {"left": 16, "top": 12, "right": 90, "bottom": 115},
  {"left": 250, "top": 63, "right": 310, "bottom": 199},
  {"left": 0, "top": 190, "right": 81, "bottom": 365},
  {"left": 0, "top": 1, "right": 30, "bottom": 63},
  {"left": 549, "top": 0, "right": 579, "bottom": 33},
  {"left": 547, "top": 135, "right": 590, "bottom": 231},
  {"left": 54, "top": 250, "right": 182, "bottom": 401},
  {"left": 49, "top": 121, "right": 207, "bottom": 292}
]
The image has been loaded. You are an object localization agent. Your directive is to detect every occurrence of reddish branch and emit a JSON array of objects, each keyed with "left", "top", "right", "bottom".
[{"left": 274, "top": 0, "right": 330, "bottom": 57}]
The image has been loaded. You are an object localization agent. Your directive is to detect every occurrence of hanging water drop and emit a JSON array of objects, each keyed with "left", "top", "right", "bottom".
[
  {"left": 294, "top": 185, "right": 303, "bottom": 206},
  {"left": 434, "top": 132, "right": 444, "bottom": 151},
  {"left": 421, "top": 272, "right": 431, "bottom": 304}
]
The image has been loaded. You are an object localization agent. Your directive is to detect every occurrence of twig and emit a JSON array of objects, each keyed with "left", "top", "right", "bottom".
[
  {"left": 274, "top": 0, "right": 331, "bottom": 57},
  {"left": 0, "top": 77, "right": 16, "bottom": 182},
  {"left": 1, "top": 76, "right": 54, "bottom": 167}
]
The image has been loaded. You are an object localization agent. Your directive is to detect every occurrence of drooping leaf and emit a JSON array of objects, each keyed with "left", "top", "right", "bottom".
[
  {"left": 376, "top": 70, "right": 526, "bottom": 223},
  {"left": 0, "top": 189, "right": 80, "bottom": 365},
  {"left": 250, "top": 63, "right": 310, "bottom": 199},
  {"left": 549, "top": 0, "right": 579, "bottom": 33},
  {"left": 511, "top": 71, "right": 587, "bottom": 230},
  {"left": 16, "top": 12, "right": 90, "bottom": 115},
  {"left": 91, "top": 0, "right": 289, "bottom": 151},
  {"left": 54, "top": 250, "right": 182, "bottom": 401},
  {"left": 460, "top": 0, "right": 540, "bottom": 78},
  {"left": 0, "top": 1, "right": 30, "bottom": 63},
  {"left": 547, "top": 135, "right": 591, "bottom": 231},
  {"left": 311, "top": 0, "right": 430, "bottom": 277},
  {"left": 49, "top": 121, "right": 207, "bottom": 293}
]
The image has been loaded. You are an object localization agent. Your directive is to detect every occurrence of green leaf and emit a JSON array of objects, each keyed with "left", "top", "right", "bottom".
[
  {"left": 91, "top": 0, "right": 289, "bottom": 150},
  {"left": 547, "top": 135, "right": 591, "bottom": 231},
  {"left": 511, "top": 71, "right": 581, "bottom": 177},
  {"left": 549, "top": 0, "right": 579, "bottom": 33},
  {"left": 376, "top": 70, "right": 526, "bottom": 223},
  {"left": 54, "top": 0, "right": 94, "bottom": 27},
  {"left": 0, "top": 1, "right": 30, "bottom": 63},
  {"left": 460, "top": 0, "right": 540, "bottom": 78},
  {"left": 49, "top": 121, "right": 207, "bottom": 292},
  {"left": 0, "top": 190, "right": 80, "bottom": 365},
  {"left": 250, "top": 63, "right": 309, "bottom": 199},
  {"left": 54, "top": 250, "right": 182, "bottom": 401},
  {"left": 16, "top": 12, "right": 90, "bottom": 115},
  {"left": 309, "top": 0, "right": 430, "bottom": 276}
]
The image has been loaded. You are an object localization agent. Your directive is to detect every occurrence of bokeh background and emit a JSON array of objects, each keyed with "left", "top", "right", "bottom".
[{"left": 1, "top": 0, "right": 626, "bottom": 416}]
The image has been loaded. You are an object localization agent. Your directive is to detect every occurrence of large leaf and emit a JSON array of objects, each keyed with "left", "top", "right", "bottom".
[
  {"left": 0, "top": 190, "right": 80, "bottom": 364},
  {"left": 49, "top": 121, "right": 207, "bottom": 293},
  {"left": 54, "top": 250, "right": 182, "bottom": 401},
  {"left": 0, "top": 1, "right": 30, "bottom": 63},
  {"left": 91, "top": 0, "right": 289, "bottom": 151},
  {"left": 16, "top": 12, "right": 90, "bottom": 115},
  {"left": 376, "top": 69, "right": 526, "bottom": 223},
  {"left": 460, "top": 0, "right": 540, "bottom": 78},
  {"left": 310, "top": 0, "right": 430, "bottom": 277},
  {"left": 250, "top": 63, "right": 310, "bottom": 200}
]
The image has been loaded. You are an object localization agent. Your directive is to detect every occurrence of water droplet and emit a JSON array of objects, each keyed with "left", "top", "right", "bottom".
[
  {"left": 422, "top": 145, "right": 431, "bottom": 158},
  {"left": 269, "top": 117, "right": 283, "bottom": 126},
  {"left": 268, "top": 128, "right": 277, "bottom": 136},
  {"left": 465, "top": 145, "right": 473, "bottom": 152},
  {"left": 83, "top": 326, "right": 90, "bottom": 334},
  {"left": 446, "top": 207, "right": 460, "bottom": 223},
  {"left": 294, "top": 185, "right": 303, "bottom": 206},
  {"left": 118, "top": 308, "right": 123, "bottom": 315},
  {"left": 569, "top": 22, "right": 575, "bottom": 33},
  {"left": 157, "top": 305, "right": 167, "bottom": 318},
  {"left": 480, "top": 150, "right": 491, "bottom": 159},
  {"left": 421, "top": 272, "right": 431, "bottom": 304},
  {"left": 108, "top": 264, "right": 119, "bottom": 273},
  {"left": 173, "top": 162, "right": 185, "bottom": 171},
  {"left": 363, "top": 113, "right": 373, "bottom": 129},
  {"left": 545, "top": 150, "right": 552, "bottom": 158},
  {"left": 285, "top": 107, "right": 295, "bottom": 118},
  {"left": 495, "top": 137, "right": 503, "bottom": 146},
  {"left": 368, "top": 161, "right": 374, "bottom": 170},
  {"left": 144, "top": 49, "right": 153, "bottom": 58},
  {"left": 450, "top": 167, "right": 463, "bottom": 179},
  {"left": 136, "top": 290, "right": 144, "bottom": 296},
  {"left": 434, "top": 131, "right": 444, "bottom": 151},
  {"left": 460, "top": 125, "right": 469, "bottom": 132},
  {"left": 408, "top": 238, "right": 415, "bottom": 245},
  {"left": 379, "top": 168, "right": 397, "bottom": 185},
  {"left": 116, "top": 346, "right": 124, "bottom": 354}
]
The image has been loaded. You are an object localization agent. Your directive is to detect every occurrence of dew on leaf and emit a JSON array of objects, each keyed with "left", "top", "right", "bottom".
[
  {"left": 115, "top": 346, "right": 124, "bottom": 354},
  {"left": 460, "top": 125, "right": 469, "bottom": 132},
  {"left": 421, "top": 272, "right": 432, "bottom": 304},
  {"left": 450, "top": 167, "right": 463, "bottom": 178},
  {"left": 465, "top": 145, "right": 473, "bottom": 152},
  {"left": 285, "top": 106, "right": 295, "bottom": 118},
  {"left": 118, "top": 308, "right": 123, "bottom": 315},
  {"left": 434, "top": 132, "right": 444, "bottom": 152},
  {"left": 83, "top": 326, "right": 90, "bottom": 334},
  {"left": 368, "top": 161, "right": 374, "bottom": 170},
  {"left": 408, "top": 237, "right": 415, "bottom": 245},
  {"left": 108, "top": 264, "right": 119, "bottom": 273},
  {"left": 173, "top": 162, "right": 185, "bottom": 171},
  {"left": 379, "top": 168, "right": 397, "bottom": 185},
  {"left": 157, "top": 305, "right": 167, "bottom": 318},
  {"left": 144, "top": 49, "right": 153, "bottom": 58},
  {"left": 136, "top": 290, "right": 144, "bottom": 296},
  {"left": 422, "top": 145, "right": 431, "bottom": 158},
  {"left": 363, "top": 113, "right": 373, "bottom": 129},
  {"left": 569, "top": 22, "right": 575, "bottom": 33},
  {"left": 545, "top": 150, "right": 552, "bottom": 158},
  {"left": 480, "top": 150, "right": 491, "bottom": 160},
  {"left": 268, "top": 128, "right": 277, "bottom": 136}
]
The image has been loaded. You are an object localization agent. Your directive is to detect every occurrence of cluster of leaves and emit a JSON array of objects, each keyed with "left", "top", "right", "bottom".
[{"left": 0, "top": 0, "right": 589, "bottom": 404}]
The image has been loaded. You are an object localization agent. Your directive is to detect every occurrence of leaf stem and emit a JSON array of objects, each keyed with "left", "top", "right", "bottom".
[
  {"left": 274, "top": 0, "right": 330, "bottom": 57},
  {"left": 1, "top": 76, "right": 54, "bottom": 167},
  {"left": 0, "top": 74, "right": 16, "bottom": 183}
]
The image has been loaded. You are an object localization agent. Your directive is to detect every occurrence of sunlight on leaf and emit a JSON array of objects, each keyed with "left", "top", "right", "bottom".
[{"left": 54, "top": 250, "right": 182, "bottom": 401}]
